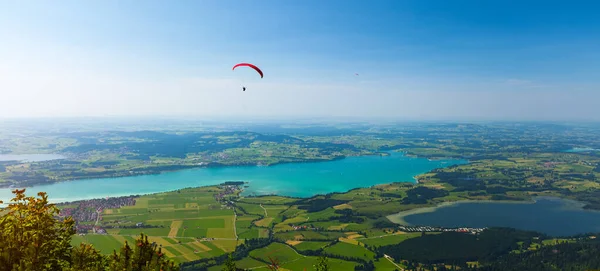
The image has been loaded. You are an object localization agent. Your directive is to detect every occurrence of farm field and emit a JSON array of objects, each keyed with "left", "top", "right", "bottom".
[
  {"left": 323, "top": 242, "right": 376, "bottom": 261},
  {"left": 290, "top": 241, "right": 331, "bottom": 252},
  {"left": 70, "top": 186, "right": 239, "bottom": 263},
  {"left": 280, "top": 256, "right": 357, "bottom": 271},
  {"left": 358, "top": 232, "right": 423, "bottom": 247},
  {"left": 100, "top": 187, "right": 236, "bottom": 239},
  {"left": 71, "top": 234, "right": 235, "bottom": 263},
  {"left": 249, "top": 242, "right": 302, "bottom": 264},
  {"left": 374, "top": 257, "right": 405, "bottom": 270}
]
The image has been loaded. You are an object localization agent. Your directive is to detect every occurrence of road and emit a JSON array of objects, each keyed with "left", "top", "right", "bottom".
[
  {"left": 233, "top": 208, "right": 238, "bottom": 239},
  {"left": 93, "top": 208, "right": 101, "bottom": 233},
  {"left": 356, "top": 232, "right": 407, "bottom": 240},
  {"left": 384, "top": 254, "right": 404, "bottom": 271}
]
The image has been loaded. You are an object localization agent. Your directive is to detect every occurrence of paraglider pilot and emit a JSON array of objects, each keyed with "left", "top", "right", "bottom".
[{"left": 232, "top": 63, "right": 262, "bottom": 92}]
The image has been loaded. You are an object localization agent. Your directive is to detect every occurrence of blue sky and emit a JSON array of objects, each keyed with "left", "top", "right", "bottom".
[{"left": 1, "top": 0, "right": 599, "bottom": 120}]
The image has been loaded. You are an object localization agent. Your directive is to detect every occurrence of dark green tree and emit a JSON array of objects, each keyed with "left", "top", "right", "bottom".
[
  {"left": 222, "top": 254, "right": 237, "bottom": 271},
  {"left": 108, "top": 234, "right": 178, "bottom": 271},
  {"left": 68, "top": 243, "right": 106, "bottom": 271},
  {"left": 315, "top": 256, "right": 329, "bottom": 271}
]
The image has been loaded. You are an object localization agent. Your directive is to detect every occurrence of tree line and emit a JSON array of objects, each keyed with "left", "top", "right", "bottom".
[{"left": 0, "top": 189, "right": 178, "bottom": 271}]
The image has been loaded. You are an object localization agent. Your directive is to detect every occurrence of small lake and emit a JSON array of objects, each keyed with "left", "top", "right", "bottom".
[
  {"left": 0, "top": 152, "right": 466, "bottom": 204},
  {"left": 564, "top": 147, "right": 599, "bottom": 153},
  {"left": 0, "top": 153, "right": 66, "bottom": 162},
  {"left": 387, "top": 197, "right": 600, "bottom": 236}
]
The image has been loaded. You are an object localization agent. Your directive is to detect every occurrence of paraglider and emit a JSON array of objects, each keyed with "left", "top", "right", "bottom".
[
  {"left": 233, "top": 63, "right": 263, "bottom": 91},
  {"left": 232, "top": 63, "right": 263, "bottom": 78}
]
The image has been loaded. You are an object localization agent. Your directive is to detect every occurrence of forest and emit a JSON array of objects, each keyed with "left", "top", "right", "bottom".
[
  {"left": 378, "top": 228, "right": 542, "bottom": 264},
  {"left": 474, "top": 240, "right": 600, "bottom": 271}
]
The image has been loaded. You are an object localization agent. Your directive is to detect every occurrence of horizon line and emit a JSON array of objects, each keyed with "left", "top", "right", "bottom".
[{"left": 1, "top": 115, "right": 600, "bottom": 124}]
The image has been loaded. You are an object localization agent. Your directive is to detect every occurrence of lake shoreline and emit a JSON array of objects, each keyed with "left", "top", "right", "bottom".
[
  {"left": 1, "top": 151, "right": 466, "bottom": 204},
  {"left": 386, "top": 198, "right": 538, "bottom": 225},
  {"left": 1, "top": 151, "right": 400, "bottom": 189},
  {"left": 386, "top": 196, "right": 600, "bottom": 236}
]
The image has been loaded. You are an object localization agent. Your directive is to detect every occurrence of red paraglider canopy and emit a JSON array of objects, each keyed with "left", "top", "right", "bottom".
[{"left": 232, "top": 63, "right": 264, "bottom": 78}]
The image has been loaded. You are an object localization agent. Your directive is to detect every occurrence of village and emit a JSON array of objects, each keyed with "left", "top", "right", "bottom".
[
  {"left": 214, "top": 182, "right": 244, "bottom": 202},
  {"left": 398, "top": 225, "right": 487, "bottom": 234},
  {"left": 58, "top": 196, "right": 138, "bottom": 233},
  {"left": 290, "top": 224, "right": 320, "bottom": 231}
]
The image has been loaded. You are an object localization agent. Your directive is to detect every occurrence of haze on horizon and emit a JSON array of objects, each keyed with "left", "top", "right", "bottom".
[{"left": 1, "top": 1, "right": 599, "bottom": 121}]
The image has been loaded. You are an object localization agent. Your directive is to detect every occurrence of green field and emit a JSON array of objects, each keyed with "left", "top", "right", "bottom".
[
  {"left": 293, "top": 241, "right": 332, "bottom": 251},
  {"left": 280, "top": 256, "right": 357, "bottom": 271},
  {"left": 358, "top": 233, "right": 424, "bottom": 247},
  {"left": 239, "top": 196, "right": 298, "bottom": 205},
  {"left": 100, "top": 187, "right": 236, "bottom": 238},
  {"left": 374, "top": 257, "right": 404, "bottom": 270},
  {"left": 66, "top": 186, "right": 238, "bottom": 263},
  {"left": 208, "top": 254, "right": 357, "bottom": 271},
  {"left": 71, "top": 235, "right": 124, "bottom": 254},
  {"left": 71, "top": 234, "right": 230, "bottom": 263},
  {"left": 323, "top": 242, "right": 376, "bottom": 261},
  {"left": 238, "top": 229, "right": 261, "bottom": 239},
  {"left": 234, "top": 257, "right": 268, "bottom": 269},
  {"left": 236, "top": 202, "right": 267, "bottom": 216},
  {"left": 254, "top": 217, "right": 274, "bottom": 227},
  {"left": 249, "top": 242, "right": 302, "bottom": 264}
]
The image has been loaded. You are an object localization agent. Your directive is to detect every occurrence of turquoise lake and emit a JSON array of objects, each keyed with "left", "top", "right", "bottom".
[
  {"left": 390, "top": 197, "right": 600, "bottom": 236},
  {"left": 0, "top": 152, "right": 466, "bottom": 203}
]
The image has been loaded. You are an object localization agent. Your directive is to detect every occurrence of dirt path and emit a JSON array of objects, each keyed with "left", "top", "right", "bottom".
[
  {"left": 93, "top": 208, "right": 101, "bottom": 233},
  {"left": 384, "top": 254, "right": 404, "bottom": 271},
  {"left": 356, "top": 231, "right": 406, "bottom": 240},
  {"left": 233, "top": 208, "right": 238, "bottom": 239},
  {"left": 246, "top": 245, "right": 306, "bottom": 270},
  {"left": 260, "top": 204, "right": 268, "bottom": 217},
  {"left": 168, "top": 220, "right": 183, "bottom": 237}
]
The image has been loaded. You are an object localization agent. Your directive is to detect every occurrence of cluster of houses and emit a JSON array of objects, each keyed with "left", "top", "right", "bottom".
[
  {"left": 58, "top": 196, "right": 137, "bottom": 233},
  {"left": 290, "top": 225, "right": 318, "bottom": 231},
  {"left": 214, "top": 185, "right": 240, "bottom": 202},
  {"left": 77, "top": 226, "right": 107, "bottom": 235},
  {"left": 398, "top": 225, "right": 486, "bottom": 234}
]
